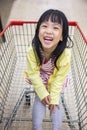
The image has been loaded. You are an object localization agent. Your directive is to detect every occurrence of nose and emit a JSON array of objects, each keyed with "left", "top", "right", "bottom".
[{"left": 45, "top": 27, "right": 53, "bottom": 34}]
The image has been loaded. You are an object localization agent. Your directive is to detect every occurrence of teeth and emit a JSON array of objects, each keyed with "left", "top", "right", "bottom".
[
  {"left": 45, "top": 39, "right": 52, "bottom": 41},
  {"left": 44, "top": 37, "right": 53, "bottom": 41}
]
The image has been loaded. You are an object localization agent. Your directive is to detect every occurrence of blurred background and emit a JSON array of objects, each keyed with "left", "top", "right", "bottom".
[{"left": 0, "top": 0, "right": 87, "bottom": 37}]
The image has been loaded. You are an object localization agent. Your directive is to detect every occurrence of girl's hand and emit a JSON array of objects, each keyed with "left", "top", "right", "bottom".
[
  {"left": 41, "top": 95, "right": 50, "bottom": 105},
  {"left": 49, "top": 104, "right": 60, "bottom": 114}
]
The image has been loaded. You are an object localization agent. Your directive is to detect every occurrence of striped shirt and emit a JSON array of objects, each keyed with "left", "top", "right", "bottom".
[{"left": 40, "top": 57, "right": 54, "bottom": 88}]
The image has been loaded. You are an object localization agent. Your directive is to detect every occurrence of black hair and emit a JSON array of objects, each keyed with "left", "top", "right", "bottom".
[{"left": 32, "top": 9, "right": 73, "bottom": 67}]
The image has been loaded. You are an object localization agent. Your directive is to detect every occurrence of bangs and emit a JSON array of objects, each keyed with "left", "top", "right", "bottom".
[{"left": 42, "top": 12, "right": 63, "bottom": 25}]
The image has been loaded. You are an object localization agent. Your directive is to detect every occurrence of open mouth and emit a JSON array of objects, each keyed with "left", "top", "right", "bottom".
[{"left": 43, "top": 36, "right": 53, "bottom": 44}]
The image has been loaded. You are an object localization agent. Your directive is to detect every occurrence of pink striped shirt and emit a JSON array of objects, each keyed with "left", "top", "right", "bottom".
[{"left": 40, "top": 57, "right": 54, "bottom": 88}]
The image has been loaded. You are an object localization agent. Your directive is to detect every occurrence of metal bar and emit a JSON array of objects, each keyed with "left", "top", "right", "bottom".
[
  {"left": 61, "top": 95, "right": 76, "bottom": 129},
  {"left": 4, "top": 88, "right": 26, "bottom": 130}
]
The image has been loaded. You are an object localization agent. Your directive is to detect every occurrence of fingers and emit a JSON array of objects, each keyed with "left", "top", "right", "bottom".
[
  {"left": 49, "top": 105, "right": 59, "bottom": 114},
  {"left": 46, "top": 95, "right": 51, "bottom": 104},
  {"left": 41, "top": 95, "right": 50, "bottom": 105},
  {"left": 49, "top": 105, "right": 56, "bottom": 114},
  {"left": 41, "top": 99, "right": 44, "bottom": 105}
]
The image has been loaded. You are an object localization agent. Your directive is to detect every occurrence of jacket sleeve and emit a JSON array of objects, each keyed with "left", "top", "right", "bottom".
[
  {"left": 49, "top": 49, "right": 71, "bottom": 105},
  {"left": 24, "top": 46, "right": 49, "bottom": 100}
]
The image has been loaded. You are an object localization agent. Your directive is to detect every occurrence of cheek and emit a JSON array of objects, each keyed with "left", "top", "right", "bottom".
[
  {"left": 38, "top": 30, "right": 41, "bottom": 40},
  {"left": 38, "top": 31, "right": 43, "bottom": 42},
  {"left": 56, "top": 32, "right": 62, "bottom": 41},
  {"left": 38, "top": 29, "right": 43, "bottom": 37},
  {"left": 54, "top": 34, "right": 62, "bottom": 43}
]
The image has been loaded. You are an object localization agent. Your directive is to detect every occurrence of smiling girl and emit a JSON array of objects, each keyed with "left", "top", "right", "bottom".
[{"left": 24, "top": 9, "right": 73, "bottom": 130}]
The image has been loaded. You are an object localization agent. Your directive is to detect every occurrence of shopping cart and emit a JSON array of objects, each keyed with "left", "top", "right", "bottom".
[{"left": 0, "top": 21, "right": 87, "bottom": 130}]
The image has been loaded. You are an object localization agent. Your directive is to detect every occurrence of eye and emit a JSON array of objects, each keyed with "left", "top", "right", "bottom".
[
  {"left": 41, "top": 24, "right": 47, "bottom": 28},
  {"left": 53, "top": 26, "right": 59, "bottom": 30}
]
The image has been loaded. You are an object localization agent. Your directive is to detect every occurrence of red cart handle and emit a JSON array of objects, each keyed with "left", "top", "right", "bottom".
[{"left": 0, "top": 20, "right": 87, "bottom": 44}]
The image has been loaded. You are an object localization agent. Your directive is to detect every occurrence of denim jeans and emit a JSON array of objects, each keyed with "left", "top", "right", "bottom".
[{"left": 32, "top": 94, "right": 64, "bottom": 130}]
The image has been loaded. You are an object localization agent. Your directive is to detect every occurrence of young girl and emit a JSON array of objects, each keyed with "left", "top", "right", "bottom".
[{"left": 24, "top": 9, "right": 73, "bottom": 130}]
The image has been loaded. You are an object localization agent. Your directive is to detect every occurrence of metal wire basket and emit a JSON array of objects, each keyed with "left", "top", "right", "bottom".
[{"left": 0, "top": 21, "right": 87, "bottom": 130}]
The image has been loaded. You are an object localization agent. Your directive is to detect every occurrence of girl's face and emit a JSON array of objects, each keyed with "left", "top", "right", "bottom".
[{"left": 38, "top": 19, "right": 63, "bottom": 53}]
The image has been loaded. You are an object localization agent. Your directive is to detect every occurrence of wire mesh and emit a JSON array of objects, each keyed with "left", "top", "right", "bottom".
[{"left": 0, "top": 21, "right": 87, "bottom": 130}]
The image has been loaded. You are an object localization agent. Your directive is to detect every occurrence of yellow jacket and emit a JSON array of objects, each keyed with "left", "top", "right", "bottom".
[{"left": 24, "top": 46, "right": 71, "bottom": 105}]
